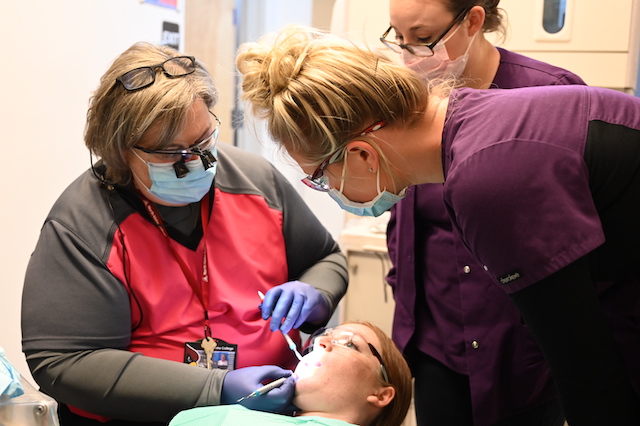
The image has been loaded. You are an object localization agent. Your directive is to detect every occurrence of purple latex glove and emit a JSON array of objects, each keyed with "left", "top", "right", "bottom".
[
  {"left": 221, "top": 366, "right": 297, "bottom": 413},
  {"left": 261, "top": 281, "right": 330, "bottom": 333}
]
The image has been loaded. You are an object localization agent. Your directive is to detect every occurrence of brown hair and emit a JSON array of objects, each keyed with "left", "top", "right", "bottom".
[
  {"left": 444, "top": 0, "right": 505, "bottom": 34},
  {"left": 347, "top": 321, "right": 413, "bottom": 426},
  {"left": 85, "top": 42, "right": 218, "bottom": 185}
]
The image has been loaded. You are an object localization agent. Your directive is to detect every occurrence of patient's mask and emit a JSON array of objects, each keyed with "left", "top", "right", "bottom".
[
  {"left": 402, "top": 24, "right": 477, "bottom": 83},
  {"left": 328, "top": 164, "right": 406, "bottom": 217}
]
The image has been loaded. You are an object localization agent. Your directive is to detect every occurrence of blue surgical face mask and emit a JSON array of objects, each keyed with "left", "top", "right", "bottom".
[
  {"left": 131, "top": 147, "right": 217, "bottom": 205},
  {"left": 327, "top": 163, "right": 406, "bottom": 217}
]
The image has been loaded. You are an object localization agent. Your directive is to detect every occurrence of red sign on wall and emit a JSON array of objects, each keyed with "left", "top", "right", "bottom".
[{"left": 144, "top": 0, "right": 177, "bottom": 10}]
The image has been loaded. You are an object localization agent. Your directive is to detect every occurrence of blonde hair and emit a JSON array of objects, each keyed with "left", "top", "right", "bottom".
[
  {"left": 237, "top": 25, "right": 429, "bottom": 165},
  {"left": 85, "top": 42, "right": 218, "bottom": 185}
]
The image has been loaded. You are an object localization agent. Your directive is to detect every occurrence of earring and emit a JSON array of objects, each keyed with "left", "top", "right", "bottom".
[{"left": 368, "top": 168, "right": 374, "bottom": 173}]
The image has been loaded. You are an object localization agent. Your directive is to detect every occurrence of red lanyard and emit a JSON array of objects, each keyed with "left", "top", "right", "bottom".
[{"left": 140, "top": 194, "right": 212, "bottom": 338}]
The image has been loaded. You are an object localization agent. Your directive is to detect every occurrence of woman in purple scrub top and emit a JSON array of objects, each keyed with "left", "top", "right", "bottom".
[
  {"left": 381, "top": 0, "right": 585, "bottom": 424},
  {"left": 237, "top": 25, "right": 640, "bottom": 426}
]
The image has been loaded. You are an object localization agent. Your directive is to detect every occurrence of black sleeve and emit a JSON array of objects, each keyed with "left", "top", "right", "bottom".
[{"left": 509, "top": 256, "right": 640, "bottom": 425}]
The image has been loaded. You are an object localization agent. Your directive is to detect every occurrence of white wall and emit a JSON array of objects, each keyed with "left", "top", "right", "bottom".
[{"left": 1, "top": 0, "right": 184, "bottom": 383}]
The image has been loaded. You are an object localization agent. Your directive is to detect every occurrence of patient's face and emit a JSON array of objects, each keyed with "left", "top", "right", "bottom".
[{"left": 293, "top": 323, "right": 385, "bottom": 413}]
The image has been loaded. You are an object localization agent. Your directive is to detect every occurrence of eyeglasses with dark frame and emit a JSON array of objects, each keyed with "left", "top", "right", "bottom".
[
  {"left": 132, "top": 112, "right": 221, "bottom": 178},
  {"left": 303, "top": 327, "right": 391, "bottom": 384},
  {"left": 301, "top": 121, "right": 387, "bottom": 192},
  {"left": 116, "top": 56, "right": 197, "bottom": 92},
  {"left": 380, "top": 6, "right": 471, "bottom": 57}
]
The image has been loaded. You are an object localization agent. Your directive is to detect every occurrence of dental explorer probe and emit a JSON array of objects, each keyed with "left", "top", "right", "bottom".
[
  {"left": 236, "top": 376, "right": 289, "bottom": 402},
  {"left": 258, "top": 291, "right": 304, "bottom": 361},
  {"left": 283, "top": 332, "right": 304, "bottom": 361}
]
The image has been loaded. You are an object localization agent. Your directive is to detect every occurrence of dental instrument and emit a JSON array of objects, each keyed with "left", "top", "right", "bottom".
[
  {"left": 236, "top": 376, "right": 289, "bottom": 403},
  {"left": 283, "top": 332, "right": 304, "bottom": 361},
  {"left": 257, "top": 291, "right": 304, "bottom": 361}
]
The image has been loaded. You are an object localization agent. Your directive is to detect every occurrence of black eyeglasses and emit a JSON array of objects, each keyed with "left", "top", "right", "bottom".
[
  {"left": 301, "top": 121, "right": 386, "bottom": 192},
  {"left": 133, "top": 112, "right": 220, "bottom": 178},
  {"left": 380, "top": 7, "right": 471, "bottom": 57},
  {"left": 116, "top": 56, "right": 196, "bottom": 91},
  {"left": 302, "top": 327, "right": 390, "bottom": 384}
]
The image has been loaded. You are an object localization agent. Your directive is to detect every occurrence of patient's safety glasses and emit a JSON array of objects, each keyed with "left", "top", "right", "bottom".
[
  {"left": 132, "top": 112, "right": 220, "bottom": 178},
  {"left": 301, "top": 121, "right": 386, "bottom": 192},
  {"left": 303, "top": 327, "right": 390, "bottom": 383},
  {"left": 116, "top": 56, "right": 196, "bottom": 91}
]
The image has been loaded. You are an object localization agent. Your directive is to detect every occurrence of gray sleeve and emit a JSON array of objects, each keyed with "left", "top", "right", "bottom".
[
  {"left": 22, "top": 213, "right": 226, "bottom": 421},
  {"left": 274, "top": 168, "right": 349, "bottom": 330},
  {"left": 26, "top": 349, "right": 226, "bottom": 423},
  {"left": 22, "top": 218, "right": 132, "bottom": 351}
]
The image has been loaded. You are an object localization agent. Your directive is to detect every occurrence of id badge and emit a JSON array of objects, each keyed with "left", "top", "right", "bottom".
[{"left": 184, "top": 338, "right": 238, "bottom": 370}]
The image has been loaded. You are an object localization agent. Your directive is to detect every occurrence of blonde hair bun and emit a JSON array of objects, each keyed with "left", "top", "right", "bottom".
[
  {"left": 237, "top": 25, "right": 348, "bottom": 119},
  {"left": 236, "top": 24, "right": 430, "bottom": 162}
]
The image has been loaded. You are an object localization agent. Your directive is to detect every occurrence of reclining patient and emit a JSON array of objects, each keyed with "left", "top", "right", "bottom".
[{"left": 169, "top": 321, "right": 413, "bottom": 426}]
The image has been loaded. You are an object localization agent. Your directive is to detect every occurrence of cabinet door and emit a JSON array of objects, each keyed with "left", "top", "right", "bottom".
[
  {"left": 497, "top": 0, "right": 635, "bottom": 51},
  {"left": 341, "top": 250, "right": 395, "bottom": 336},
  {"left": 487, "top": 0, "right": 639, "bottom": 90}
]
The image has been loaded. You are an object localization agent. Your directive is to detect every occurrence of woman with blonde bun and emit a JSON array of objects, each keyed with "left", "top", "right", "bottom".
[{"left": 237, "top": 25, "right": 640, "bottom": 426}]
